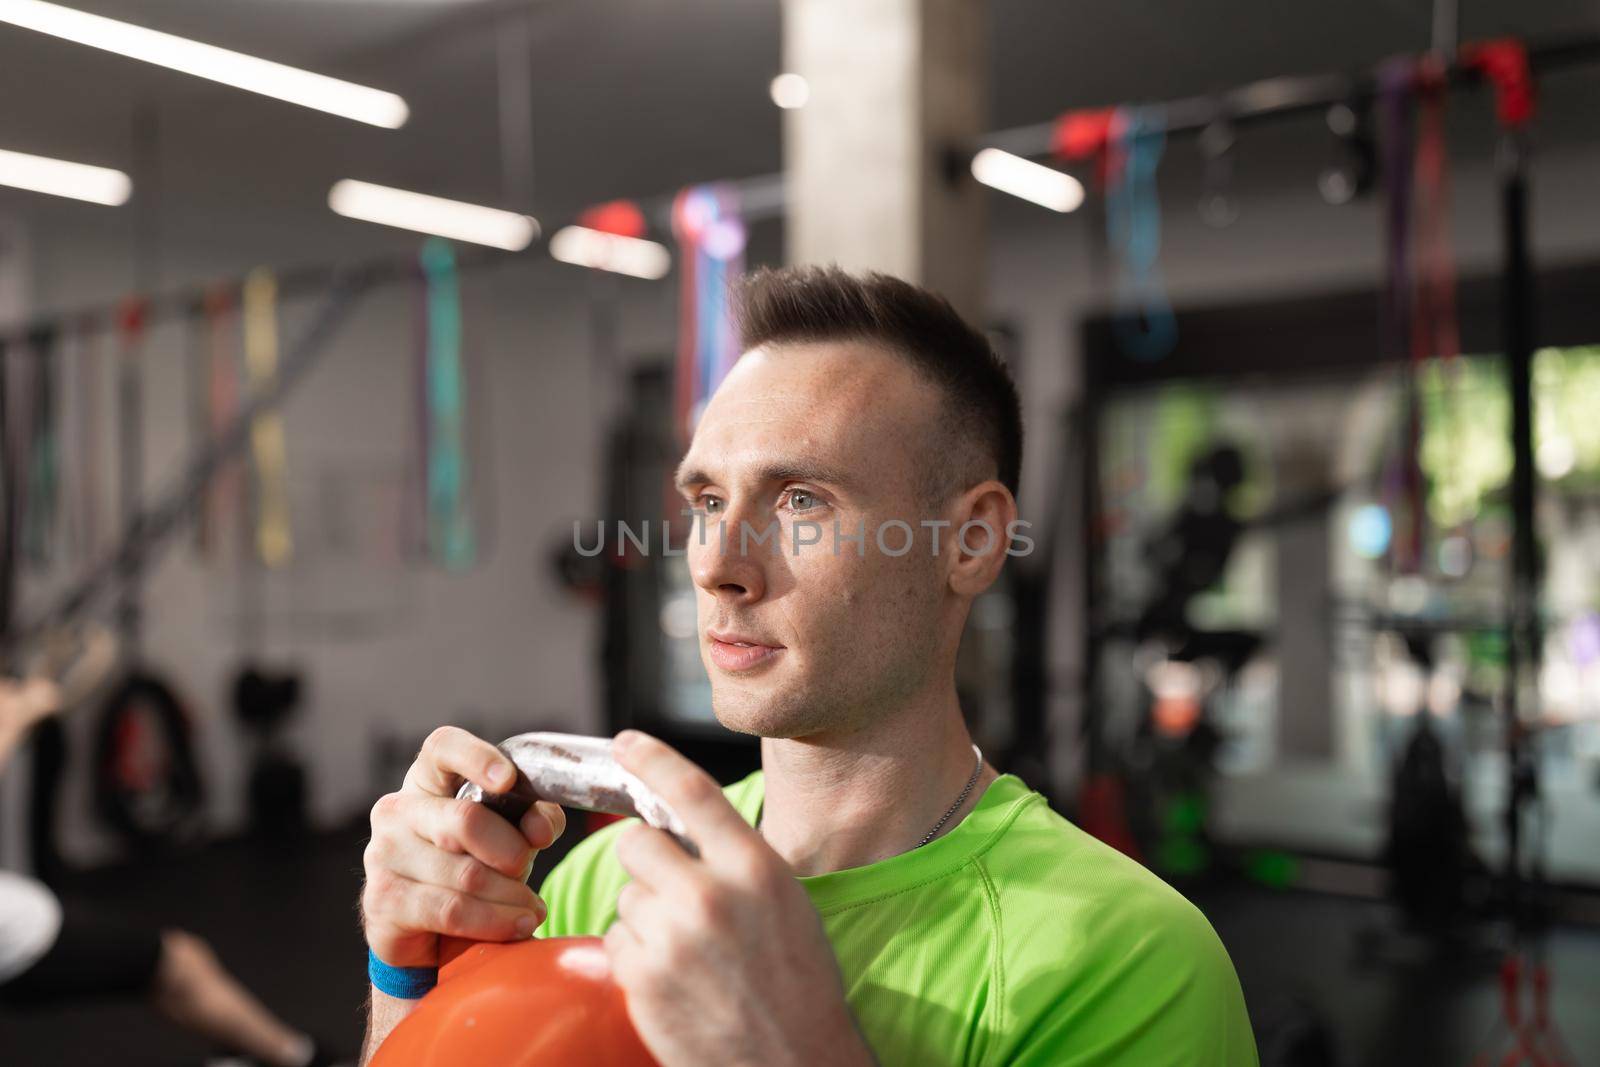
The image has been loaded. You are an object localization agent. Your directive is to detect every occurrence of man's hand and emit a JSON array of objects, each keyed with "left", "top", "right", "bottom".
[
  {"left": 362, "top": 726, "right": 567, "bottom": 969},
  {"left": 605, "top": 731, "right": 875, "bottom": 1067}
]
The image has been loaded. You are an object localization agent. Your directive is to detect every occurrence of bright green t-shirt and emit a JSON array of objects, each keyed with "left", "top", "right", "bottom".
[{"left": 539, "top": 771, "right": 1257, "bottom": 1067}]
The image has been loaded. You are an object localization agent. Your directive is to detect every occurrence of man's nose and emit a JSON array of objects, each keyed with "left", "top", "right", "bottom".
[{"left": 688, "top": 509, "right": 770, "bottom": 603}]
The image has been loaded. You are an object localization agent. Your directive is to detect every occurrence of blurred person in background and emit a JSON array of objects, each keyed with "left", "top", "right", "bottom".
[{"left": 0, "top": 671, "right": 344, "bottom": 1067}]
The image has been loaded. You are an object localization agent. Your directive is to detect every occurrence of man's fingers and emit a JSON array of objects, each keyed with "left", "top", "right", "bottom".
[
  {"left": 612, "top": 731, "right": 752, "bottom": 860},
  {"left": 373, "top": 831, "right": 540, "bottom": 910},
  {"left": 602, "top": 911, "right": 643, "bottom": 966},
  {"left": 377, "top": 876, "right": 543, "bottom": 943},
  {"left": 403, "top": 726, "right": 516, "bottom": 799},
  {"left": 614, "top": 879, "right": 652, "bottom": 926},
  {"left": 399, "top": 792, "right": 534, "bottom": 878},
  {"left": 522, "top": 801, "right": 566, "bottom": 851},
  {"left": 614, "top": 824, "right": 700, "bottom": 897}
]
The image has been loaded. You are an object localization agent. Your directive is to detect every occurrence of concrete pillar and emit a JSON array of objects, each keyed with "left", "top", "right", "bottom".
[{"left": 782, "top": 0, "right": 986, "bottom": 320}]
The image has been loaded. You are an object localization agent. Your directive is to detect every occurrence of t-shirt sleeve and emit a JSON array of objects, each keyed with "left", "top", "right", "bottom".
[
  {"left": 999, "top": 893, "right": 1257, "bottom": 1067},
  {"left": 535, "top": 818, "right": 634, "bottom": 938}
]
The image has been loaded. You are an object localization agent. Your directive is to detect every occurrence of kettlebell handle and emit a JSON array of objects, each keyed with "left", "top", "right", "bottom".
[{"left": 456, "top": 732, "right": 698, "bottom": 856}]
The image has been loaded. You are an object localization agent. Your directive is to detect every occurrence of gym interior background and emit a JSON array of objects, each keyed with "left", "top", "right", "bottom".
[{"left": 2, "top": 0, "right": 1599, "bottom": 1063}]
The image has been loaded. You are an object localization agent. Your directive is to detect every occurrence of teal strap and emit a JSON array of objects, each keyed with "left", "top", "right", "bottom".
[{"left": 421, "top": 238, "right": 474, "bottom": 570}]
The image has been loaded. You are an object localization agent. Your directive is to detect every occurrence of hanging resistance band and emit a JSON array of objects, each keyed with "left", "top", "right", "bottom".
[
  {"left": 187, "top": 303, "right": 209, "bottom": 555},
  {"left": 1379, "top": 58, "right": 1416, "bottom": 359},
  {"left": 1409, "top": 58, "right": 1469, "bottom": 570},
  {"left": 1463, "top": 39, "right": 1536, "bottom": 132},
  {"left": 1411, "top": 59, "right": 1459, "bottom": 366},
  {"left": 3, "top": 335, "right": 33, "bottom": 575},
  {"left": 671, "top": 184, "right": 746, "bottom": 448},
  {"left": 419, "top": 238, "right": 475, "bottom": 571},
  {"left": 1105, "top": 108, "right": 1177, "bottom": 362},
  {"left": 1052, "top": 107, "right": 1117, "bottom": 179},
  {"left": 199, "top": 289, "right": 242, "bottom": 560},
  {"left": 1377, "top": 58, "right": 1425, "bottom": 575},
  {"left": 242, "top": 269, "right": 293, "bottom": 568},
  {"left": 71, "top": 321, "right": 104, "bottom": 565},
  {"left": 22, "top": 327, "right": 59, "bottom": 568},
  {"left": 57, "top": 325, "right": 85, "bottom": 563},
  {"left": 113, "top": 298, "right": 148, "bottom": 647},
  {"left": 0, "top": 339, "right": 15, "bottom": 628}
]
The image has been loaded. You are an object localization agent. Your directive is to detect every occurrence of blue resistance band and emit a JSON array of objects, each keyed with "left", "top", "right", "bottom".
[
  {"left": 420, "top": 238, "right": 475, "bottom": 571},
  {"left": 367, "top": 947, "right": 438, "bottom": 1000},
  {"left": 1107, "top": 107, "right": 1178, "bottom": 362}
]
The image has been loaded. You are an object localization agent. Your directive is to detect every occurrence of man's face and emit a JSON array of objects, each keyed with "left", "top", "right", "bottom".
[{"left": 674, "top": 341, "right": 953, "bottom": 740}]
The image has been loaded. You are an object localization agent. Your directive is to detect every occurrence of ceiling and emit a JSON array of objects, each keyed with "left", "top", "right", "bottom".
[{"left": 1, "top": 0, "right": 1598, "bottom": 260}]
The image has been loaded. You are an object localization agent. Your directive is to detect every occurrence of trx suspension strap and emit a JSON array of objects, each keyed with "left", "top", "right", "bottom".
[
  {"left": 419, "top": 239, "right": 474, "bottom": 570},
  {"left": 242, "top": 269, "right": 292, "bottom": 568}
]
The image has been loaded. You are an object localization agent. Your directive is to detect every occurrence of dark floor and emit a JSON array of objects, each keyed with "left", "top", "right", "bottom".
[{"left": 3, "top": 824, "right": 1597, "bottom": 1067}]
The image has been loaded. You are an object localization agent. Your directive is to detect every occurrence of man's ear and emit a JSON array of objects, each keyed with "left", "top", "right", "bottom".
[{"left": 946, "top": 480, "right": 1018, "bottom": 598}]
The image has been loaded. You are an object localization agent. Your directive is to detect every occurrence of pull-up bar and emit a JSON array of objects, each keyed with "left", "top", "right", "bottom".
[{"left": 982, "top": 32, "right": 1600, "bottom": 158}]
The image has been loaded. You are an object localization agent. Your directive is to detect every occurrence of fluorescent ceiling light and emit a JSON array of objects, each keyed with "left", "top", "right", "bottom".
[
  {"left": 0, "top": 147, "right": 130, "bottom": 205},
  {"left": 970, "top": 148, "right": 1084, "bottom": 213},
  {"left": 769, "top": 73, "right": 809, "bottom": 110},
  {"left": 0, "top": 0, "right": 409, "bottom": 128},
  {"left": 548, "top": 226, "right": 671, "bottom": 280},
  {"left": 328, "top": 180, "right": 538, "bottom": 250}
]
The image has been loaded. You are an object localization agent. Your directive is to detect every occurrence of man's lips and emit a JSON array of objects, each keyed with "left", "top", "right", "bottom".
[{"left": 706, "top": 630, "right": 785, "bottom": 673}]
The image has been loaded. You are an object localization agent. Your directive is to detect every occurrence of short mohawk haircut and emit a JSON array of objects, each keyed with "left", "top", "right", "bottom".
[{"left": 734, "top": 265, "right": 1023, "bottom": 501}]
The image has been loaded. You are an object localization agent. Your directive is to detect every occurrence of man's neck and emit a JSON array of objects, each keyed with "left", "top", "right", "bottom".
[{"left": 756, "top": 689, "right": 999, "bottom": 877}]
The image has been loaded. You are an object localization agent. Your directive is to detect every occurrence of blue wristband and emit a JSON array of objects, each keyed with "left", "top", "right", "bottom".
[{"left": 368, "top": 948, "right": 438, "bottom": 999}]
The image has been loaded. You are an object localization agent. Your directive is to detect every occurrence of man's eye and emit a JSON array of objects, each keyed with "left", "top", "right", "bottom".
[
  {"left": 786, "top": 489, "right": 821, "bottom": 512},
  {"left": 697, "top": 495, "right": 725, "bottom": 514}
]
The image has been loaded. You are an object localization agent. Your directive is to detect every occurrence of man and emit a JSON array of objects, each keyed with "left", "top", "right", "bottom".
[{"left": 361, "top": 266, "right": 1257, "bottom": 1065}]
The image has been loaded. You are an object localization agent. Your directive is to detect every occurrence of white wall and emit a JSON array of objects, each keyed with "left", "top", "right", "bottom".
[{"left": 15, "top": 212, "right": 680, "bottom": 865}]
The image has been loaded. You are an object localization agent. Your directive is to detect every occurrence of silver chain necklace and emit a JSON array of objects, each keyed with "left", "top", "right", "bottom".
[
  {"left": 917, "top": 745, "right": 985, "bottom": 848},
  {"left": 758, "top": 745, "right": 985, "bottom": 852}
]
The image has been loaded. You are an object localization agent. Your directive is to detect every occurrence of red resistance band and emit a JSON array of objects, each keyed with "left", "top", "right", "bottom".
[
  {"left": 1411, "top": 56, "right": 1459, "bottom": 365},
  {"left": 116, "top": 297, "right": 148, "bottom": 347},
  {"left": 201, "top": 288, "right": 240, "bottom": 557},
  {"left": 1462, "top": 38, "right": 1535, "bottom": 130},
  {"left": 577, "top": 199, "right": 647, "bottom": 238},
  {"left": 1051, "top": 107, "right": 1118, "bottom": 184}
]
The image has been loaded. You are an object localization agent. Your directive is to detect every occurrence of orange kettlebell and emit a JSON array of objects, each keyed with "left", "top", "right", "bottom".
[{"left": 369, "top": 937, "right": 658, "bottom": 1067}]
